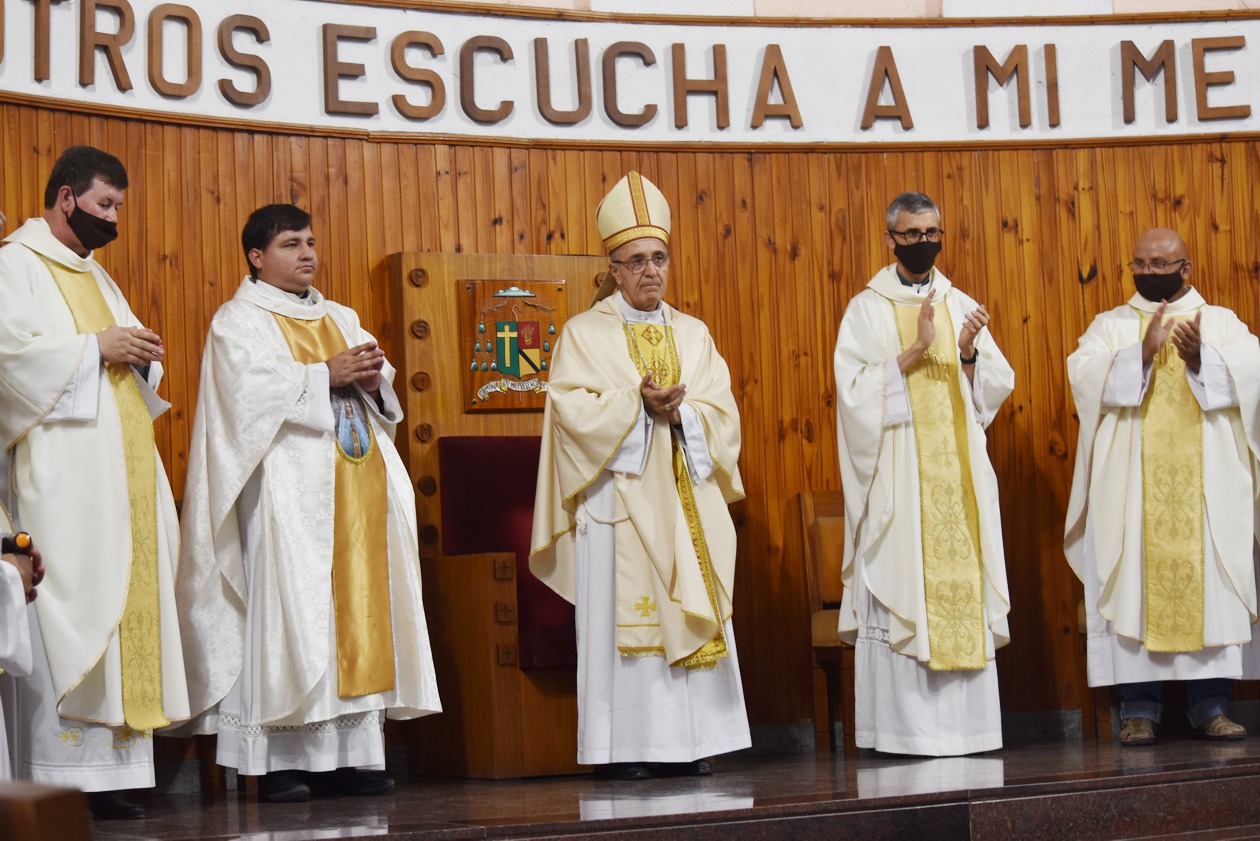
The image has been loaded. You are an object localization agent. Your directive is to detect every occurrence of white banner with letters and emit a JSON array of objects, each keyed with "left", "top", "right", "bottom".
[{"left": 0, "top": 1, "right": 1255, "bottom": 144}]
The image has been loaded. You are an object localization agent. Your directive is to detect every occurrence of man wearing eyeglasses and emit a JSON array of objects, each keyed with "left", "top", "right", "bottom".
[
  {"left": 834, "top": 191, "right": 1015, "bottom": 755},
  {"left": 531, "top": 172, "right": 750, "bottom": 780},
  {"left": 1066, "top": 227, "right": 1260, "bottom": 746}
]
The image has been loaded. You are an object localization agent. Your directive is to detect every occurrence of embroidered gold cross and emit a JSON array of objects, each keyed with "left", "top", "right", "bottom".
[
  {"left": 634, "top": 595, "right": 657, "bottom": 617},
  {"left": 641, "top": 325, "right": 664, "bottom": 346}
]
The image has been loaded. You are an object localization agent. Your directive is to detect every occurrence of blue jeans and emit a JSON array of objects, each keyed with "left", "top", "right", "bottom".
[{"left": 1117, "top": 679, "right": 1233, "bottom": 728}]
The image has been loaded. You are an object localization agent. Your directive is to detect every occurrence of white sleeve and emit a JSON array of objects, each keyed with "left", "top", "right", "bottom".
[
  {"left": 44, "top": 334, "right": 101, "bottom": 422},
  {"left": 1102, "top": 343, "right": 1151, "bottom": 407},
  {"left": 608, "top": 404, "right": 651, "bottom": 476},
  {"left": 289, "top": 363, "right": 335, "bottom": 433},
  {"left": 358, "top": 378, "right": 403, "bottom": 424},
  {"left": 1186, "top": 344, "right": 1238, "bottom": 411},
  {"left": 0, "top": 561, "right": 32, "bottom": 677},
  {"left": 674, "top": 403, "right": 715, "bottom": 483},
  {"left": 882, "top": 358, "right": 911, "bottom": 427}
]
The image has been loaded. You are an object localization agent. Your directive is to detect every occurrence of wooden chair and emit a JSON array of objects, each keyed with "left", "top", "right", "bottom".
[
  {"left": 408, "top": 436, "right": 582, "bottom": 779},
  {"left": 798, "top": 489, "right": 857, "bottom": 756}
]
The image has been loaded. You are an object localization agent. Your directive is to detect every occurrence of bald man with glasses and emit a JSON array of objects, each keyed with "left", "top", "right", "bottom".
[
  {"left": 834, "top": 191, "right": 1015, "bottom": 756},
  {"left": 1066, "top": 227, "right": 1260, "bottom": 746}
]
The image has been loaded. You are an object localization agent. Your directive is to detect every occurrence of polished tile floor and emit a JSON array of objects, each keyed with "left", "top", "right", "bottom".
[{"left": 87, "top": 737, "right": 1260, "bottom": 840}]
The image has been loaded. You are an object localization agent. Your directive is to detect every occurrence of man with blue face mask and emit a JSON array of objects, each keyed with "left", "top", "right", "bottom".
[
  {"left": 834, "top": 191, "right": 1015, "bottom": 756},
  {"left": 1067, "top": 227, "right": 1260, "bottom": 746},
  {"left": 0, "top": 146, "right": 189, "bottom": 819}
]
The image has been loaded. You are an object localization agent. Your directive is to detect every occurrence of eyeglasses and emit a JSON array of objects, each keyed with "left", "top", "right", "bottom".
[
  {"left": 889, "top": 227, "right": 944, "bottom": 244},
  {"left": 611, "top": 253, "right": 670, "bottom": 274},
  {"left": 1129, "top": 258, "right": 1186, "bottom": 273}
]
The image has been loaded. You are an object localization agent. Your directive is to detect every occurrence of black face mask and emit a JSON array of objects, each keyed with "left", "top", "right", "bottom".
[
  {"left": 894, "top": 240, "right": 942, "bottom": 275},
  {"left": 1133, "top": 269, "right": 1184, "bottom": 303},
  {"left": 64, "top": 194, "right": 119, "bottom": 252}
]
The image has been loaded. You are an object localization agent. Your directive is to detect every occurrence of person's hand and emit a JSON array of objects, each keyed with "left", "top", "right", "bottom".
[
  {"left": 958, "top": 304, "right": 990, "bottom": 360},
  {"left": 1170, "top": 311, "right": 1203, "bottom": 374},
  {"left": 1, "top": 552, "right": 35, "bottom": 601},
  {"left": 327, "top": 342, "right": 385, "bottom": 388},
  {"left": 1141, "top": 302, "right": 1172, "bottom": 366},
  {"left": 97, "top": 326, "right": 164, "bottom": 365},
  {"left": 914, "top": 289, "right": 936, "bottom": 353},
  {"left": 640, "top": 374, "right": 686, "bottom": 426}
]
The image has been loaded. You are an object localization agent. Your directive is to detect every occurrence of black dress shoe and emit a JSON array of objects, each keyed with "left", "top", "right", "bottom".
[
  {"left": 304, "top": 768, "right": 395, "bottom": 798},
  {"left": 88, "top": 790, "right": 145, "bottom": 820},
  {"left": 257, "top": 770, "right": 312, "bottom": 803},
  {"left": 594, "top": 762, "right": 652, "bottom": 781},
  {"left": 653, "top": 759, "right": 713, "bottom": 777}
]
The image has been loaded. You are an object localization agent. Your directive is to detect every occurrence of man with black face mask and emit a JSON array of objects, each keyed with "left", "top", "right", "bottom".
[
  {"left": 0, "top": 146, "right": 189, "bottom": 819},
  {"left": 834, "top": 192, "right": 1015, "bottom": 755},
  {"left": 1066, "top": 227, "right": 1260, "bottom": 747}
]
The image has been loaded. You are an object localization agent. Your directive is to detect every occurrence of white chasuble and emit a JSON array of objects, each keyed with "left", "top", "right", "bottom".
[
  {"left": 834, "top": 266, "right": 1014, "bottom": 756},
  {"left": 177, "top": 279, "right": 439, "bottom": 773},
  {"left": 1065, "top": 289, "right": 1260, "bottom": 687},
  {"left": 0, "top": 219, "right": 188, "bottom": 788}
]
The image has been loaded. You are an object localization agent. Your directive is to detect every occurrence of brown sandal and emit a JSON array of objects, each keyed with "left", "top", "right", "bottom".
[{"left": 1119, "top": 717, "right": 1156, "bottom": 746}]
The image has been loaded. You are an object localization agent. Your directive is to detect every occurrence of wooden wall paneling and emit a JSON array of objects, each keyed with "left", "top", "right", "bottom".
[
  {"left": 507, "top": 148, "right": 531, "bottom": 255},
  {"left": 743, "top": 150, "right": 781, "bottom": 725},
  {"left": 433, "top": 145, "right": 458, "bottom": 253},
  {"left": 1030, "top": 148, "right": 1075, "bottom": 710},
  {"left": 452, "top": 146, "right": 477, "bottom": 255},
  {"left": 984, "top": 148, "right": 1039, "bottom": 712},
  {"left": 396, "top": 144, "right": 422, "bottom": 254},
  {"left": 14, "top": 98, "right": 1260, "bottom": 740},
  {"left": 672, "top": 152, "right": 699, "bottom": 315},
  {"left": 544, "top": 149, "right": 567, "bottom": 255},
  {"left": 467, "top": 146, "right": 493, "bottom": 254},
  {"left": 488, "top": 147, "right": 513, "bottom": 256},
  {"left": 412, "top": 144, "right": 440, "bottom": 253},
  {"left": 343, "top": 139, "right": 370, "bottom": 321},
  {"left": 577, "top": 149, "right": 605, "bottom": 263}
]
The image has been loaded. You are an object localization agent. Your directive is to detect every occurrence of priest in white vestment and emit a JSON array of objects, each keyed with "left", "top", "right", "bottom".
[
  {"left": 0, "top": 507, "right": 37, "bottom": 781},
  {"left": 1065, "top": 227, "right": 1260, "bottom": 746},
  {"left": 834, "top": 192, "right": 1014, "bottom": 756},
  {"left": 531, "top": 172, "right": 750, "bottom": 780},
  {"left": 177, "top": 204, "right": 440, "bottom": 803},
  {"left": 0, "top": 147, "right": 189, "bottom": 820}
]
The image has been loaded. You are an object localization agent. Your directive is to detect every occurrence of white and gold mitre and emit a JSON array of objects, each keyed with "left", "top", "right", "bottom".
[{"left": 596, "top": 171, "right": 671, "bottom": 252}]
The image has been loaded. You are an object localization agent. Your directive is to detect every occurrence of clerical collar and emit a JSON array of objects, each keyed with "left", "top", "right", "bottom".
[
  {"left": 254, "top": 277, "right": 317, "bottom": 306},
  {"left": 615, "top": 290, "right": 665, "bottom": 324},
  {"left": 896, "top": 267, "right": 933, "bottom": 291}
]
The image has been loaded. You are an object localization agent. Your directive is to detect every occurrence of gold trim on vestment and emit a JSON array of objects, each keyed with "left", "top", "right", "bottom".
[
  {"left": 40, "top": 255, "right": 168, "bottom": 729},
  {"left": 621, "top": 321, "right": 728, "bottom": 670},
  {"left": 1138, "top": 310, "right": 1206, "bottom": 653},
  {"left": 272, "top": 312, "right": 396, "bottom": 698},
  {"left": 604, "top": 225, "right": 669, "bottom": 253},
  {"left": 893, "top": 300, "right": 986, "bottom": 671}
]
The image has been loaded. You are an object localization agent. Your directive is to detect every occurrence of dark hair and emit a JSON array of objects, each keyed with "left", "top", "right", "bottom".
[
  {"left": 241, "top": 204, "right": 312, "bottom": 278},
  {"left": 886, "top": 192, "right": 940, "bottom": 230},
  {"left": 43, "top": 146, "right": 129, "bottom": 209}
]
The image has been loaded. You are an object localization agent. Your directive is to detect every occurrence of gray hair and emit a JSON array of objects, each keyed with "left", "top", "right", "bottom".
[{"left": 886, "top": 192, "right": 940, "bottom": 230}]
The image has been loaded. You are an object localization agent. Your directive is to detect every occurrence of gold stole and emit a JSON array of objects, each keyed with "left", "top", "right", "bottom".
[
  {"left": 272, "top": 313, "right": 396, "bottom": 697},
  {"left": 1138, "top": 311, "right": 1205, "bottom": 652},
  {"left": 41, "top": 257, "right": 167, "bottom": 729},
  {"left": 623, "top": 321, "right": 728, "bottom": 670},
  {"left": 893, "top": 300, "right": 986, "bottom": 671}
]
